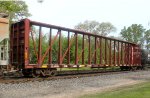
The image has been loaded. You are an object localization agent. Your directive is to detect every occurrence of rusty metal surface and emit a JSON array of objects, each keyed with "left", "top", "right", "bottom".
[{"left": 10, "top": 19, "right": 142, "bottom": 69}]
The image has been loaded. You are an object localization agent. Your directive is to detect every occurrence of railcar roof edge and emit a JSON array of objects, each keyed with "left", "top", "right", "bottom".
[{"left": 16, "top": 18, "right": 138, "bottom": 45}]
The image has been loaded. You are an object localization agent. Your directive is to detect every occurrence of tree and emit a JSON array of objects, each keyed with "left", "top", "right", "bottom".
[
  {"left": 144, "top": 29, "right": 150, "bottom": 50},
  {"left": 0, "top": 1, "right": 31, "bottom": 21},
  {"left": 96, "top": 22, "right": 116, "bottom": 36},
  {"left": 74, "top": 20, "right": 116, "bottom": 36},
  {"left": 120, "top": 24, "right": 145, "bottom": 47}
]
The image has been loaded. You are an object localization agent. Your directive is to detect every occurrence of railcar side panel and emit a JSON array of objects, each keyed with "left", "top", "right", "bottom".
[{"left": 10, "top": 19, "right": 142, "bottom": 71}]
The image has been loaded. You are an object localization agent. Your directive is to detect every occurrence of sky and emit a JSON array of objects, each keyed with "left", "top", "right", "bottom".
[{"left": 25, "top": 0, "right": 150, "bottom": 36}]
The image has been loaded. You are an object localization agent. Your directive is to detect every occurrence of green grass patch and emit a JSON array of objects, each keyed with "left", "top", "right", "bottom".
[
  {"left": 80, "top": 82, "right": 150, "bottom": 98},
  {"left": 58, "top": 67, "right": 92, "bottom": 71},
  {"left": 58, "top": 66, "right": 120, "bottom": 71}
]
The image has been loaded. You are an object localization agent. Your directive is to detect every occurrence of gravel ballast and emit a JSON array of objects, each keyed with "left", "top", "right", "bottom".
[{"left": 0, "top": 70, "right": 150, "bottom": 98}]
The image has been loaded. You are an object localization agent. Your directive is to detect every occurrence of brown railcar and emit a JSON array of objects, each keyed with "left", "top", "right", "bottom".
[{"left": 10, "top": 19, "right": 142, "bottom": 77}]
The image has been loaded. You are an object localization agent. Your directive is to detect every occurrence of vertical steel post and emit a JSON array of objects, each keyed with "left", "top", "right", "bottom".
[
  {"left": 139, "top": 46, "right": 141, "bottom": 66},
  {"left": 82, "top": 34, "right": 85, "bottom": 64},
  {"left": 124, "top": 43, "right": 127, "bottom": 65},
  {"left": 121, "top": 42, "right": 123, "bottom": 65},
  {"left": 48, "top": 28, "right": 52, "bottom": 64},
  {"left": 129, "top": 44, "right": 132, "bottom": 66},
  {"left": 131, "top": 45, "right": 133, "bottom": 66},
  {"left": 58, "top": 30, "right": 62, "bottom": 64},
  {"left": 114, "top": 40, "right": 116, "bottom": 66},
  {"left": 128, "top": 44, "right": 130, "bottom": 66},
  {"left": 109, "top": 40, "right": 111, "bottom": 66},
  {"left": 105, "top": 39, "right": 107, "bottom": 65},
  {"left": 24, "top": 19, "right": 30, "bottom": 68},
  {"left": 88, "top": 36, "right": 91, "bottom": 64},
  {"left": 38, "top": 26, "right": 42, "bottom": 66},
  {"left": 118, "top": 41, "right": 120, "bottom": 66},
  {"left": 67, "top": 31, "right": 70, "bottom": 64},
  {"left": 94, "top": 37, "right": 97, "bottom": 64},
  {"left": 75, "top": 33, "right": 78, "bottom": 65},
  {"left": 99, "top": 38, "right": 102, "bottom": 66}
]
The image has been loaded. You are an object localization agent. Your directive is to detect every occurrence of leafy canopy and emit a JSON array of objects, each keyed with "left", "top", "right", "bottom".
[
  {"left": 144, "top": 29, "right": 150, "bottom": 49},
  {"left": 0, "top": 1, "right": 31, "bottom": 21},
  {"left": 120, "top": 24, "right": 145, "bottom": 47},
  {"left": 74, "top": 20, "right": 116, "bottom": 36}
]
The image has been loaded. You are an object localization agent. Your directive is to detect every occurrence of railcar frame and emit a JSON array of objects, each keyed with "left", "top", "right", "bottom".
[{"left": 10, "top": 19, "right": 142, "bottom": 76}]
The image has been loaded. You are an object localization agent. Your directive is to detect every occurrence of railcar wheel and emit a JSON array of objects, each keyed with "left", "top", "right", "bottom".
[
  {"left": 22, "top": 69, "right": 32, "bottom": 77},
  {"left": 32, "top": 73, "right": 40, "bottom": 78},
  {"left": 120, "top": 66, "right": 130, "bottom": 71},
  {"left": 49, "top": 70, "right": 57, "bottom": 77},
  {"left": 131, "top": 66, "right": 137, "bottom": 71},
  {"left": 32, "top": 69, "right": 41, "bottom": 78}
]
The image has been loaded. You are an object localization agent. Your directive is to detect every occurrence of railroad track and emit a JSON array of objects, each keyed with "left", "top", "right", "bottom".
[{"left": 0, "top": 69, "right": 142, "bottom": 84}]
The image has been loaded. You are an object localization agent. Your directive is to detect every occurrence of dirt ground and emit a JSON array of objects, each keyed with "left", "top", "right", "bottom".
[
  {"left": 43, "top": 79, "right": 143, "bottom": 98},
  {"left": 1, "top": 70, "right": 150, "bottom": 98}
]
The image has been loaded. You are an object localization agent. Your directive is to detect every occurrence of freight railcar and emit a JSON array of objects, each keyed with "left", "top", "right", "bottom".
[{"left": 8, "top": 19, "right": 142, "bottom": 77}]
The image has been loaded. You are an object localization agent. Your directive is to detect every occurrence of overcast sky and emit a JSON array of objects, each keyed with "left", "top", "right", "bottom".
[{"left": 25, "top": 0, "right": 150, "bottom": 36}]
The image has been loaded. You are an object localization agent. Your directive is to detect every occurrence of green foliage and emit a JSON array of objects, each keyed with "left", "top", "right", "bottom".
[
  {"left": 28, "top": 30, "right": 111, "bottom": 65},
  {"left": 75, "top": 21, "right": 99, "bottom": 34},
  {"left": 144, "top": 29, "right": 150, "bottom": 50},
  {"left": 120, "top": 24, "right": 145, "bottom": 47},
  {"left": 74, "top": 20, "right": 116, "bottom": 36},
  {"left": 0, "top": 1, "right": 31, "bottom": 21},
  {"left": 80, "top": 82, "right": 150, "bottom": 98},
  {"left": 97, "top": 22, "right": 117, "bottom": 36}
]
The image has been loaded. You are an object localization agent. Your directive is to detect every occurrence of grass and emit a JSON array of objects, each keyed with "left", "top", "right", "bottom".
[
  {"left": 58, "top": 67, "right": 91, "bottom": 71},
  {"left": 58, "top": 66, "right": 120, "bottom": 71},
  {"left": 80, "top": 82, "right": 150, "bottom": 98}
]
